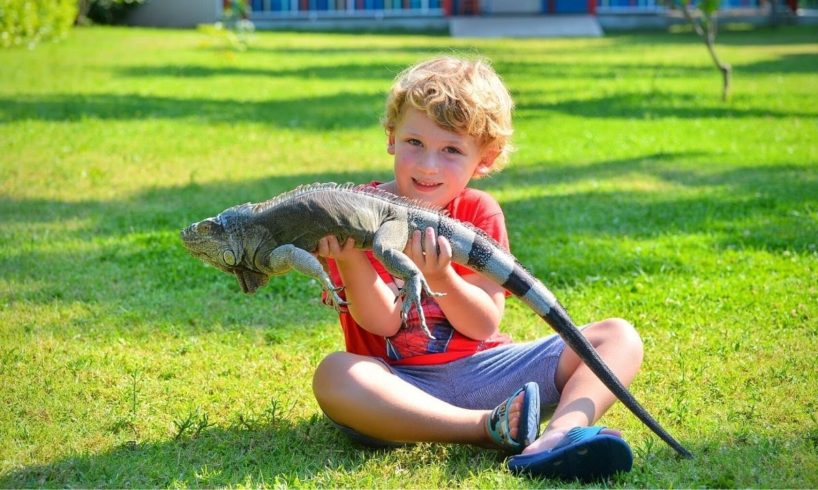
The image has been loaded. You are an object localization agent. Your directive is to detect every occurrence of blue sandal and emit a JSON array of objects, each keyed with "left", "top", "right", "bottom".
[
  {"left": 507, "top": 426, "right": 633, "bottom": 481},
  {"left": 485, "top": 382, "right": 540, "bottom": 453}
]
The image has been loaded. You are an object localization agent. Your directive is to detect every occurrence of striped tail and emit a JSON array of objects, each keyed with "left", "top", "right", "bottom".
[{"left": 465, "top": 231, "right": 693, "bottom": 459}]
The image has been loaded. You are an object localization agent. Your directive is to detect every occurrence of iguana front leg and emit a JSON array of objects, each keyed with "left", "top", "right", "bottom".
[
  {"left": 262, "top": 244, "right": 347, "bottom": 310},
  {"left": 372, "top": 221, "right": 443, "bottom": 339}
]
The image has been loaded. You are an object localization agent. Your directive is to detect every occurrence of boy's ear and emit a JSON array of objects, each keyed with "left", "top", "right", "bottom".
[
  {"left": 474, "top": 147, "right": 500, "bottom": 177},
  {"left": 387, "top": 133, "right": 396, "bottom": 155}
]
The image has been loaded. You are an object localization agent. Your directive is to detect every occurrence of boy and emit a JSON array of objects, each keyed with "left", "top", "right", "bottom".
[{"left": 312, "top": 56, "right": 643, "bottom": 481}]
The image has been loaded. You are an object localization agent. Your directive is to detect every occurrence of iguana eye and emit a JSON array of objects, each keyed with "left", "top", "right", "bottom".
[
  {"left": 223, "top": 250, "right": 236, "bottom": 266},
  {"left": 196, "top": 218, "right": 221, "bottom": 234}
]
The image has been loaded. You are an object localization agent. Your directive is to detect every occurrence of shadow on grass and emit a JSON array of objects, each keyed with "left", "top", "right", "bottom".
[
  {"left": 0, "top": 92, "right": 384, "bottom": 129},
  {"left": 608, "top": 25, "right": 818, "bottom": 47},
  {"left": 737, "top": 52, "right": 818, "bottom": 75},
  {"left": 113, "top": 61, "right": 405, "bottom": 81},
  {"left": 515, "top": 91, "right": 816, "bottom": 119},
  {"left": 0, "top": 416, "right": 365, "bottom": 487},
  {"left": 114, "top": 60, "right": 716, "bottom": 82},
  {"left": 223, "top": 44, "right": 449, "bottom": 57},
  {"left": 0, "top": 413, "right": 504, "bottom": 487},
  {"left": 113, "top": 53, "right": 816, "bottom": 83},
  {"left": 495, "top": 59, "right": 715, "bottom": 80}
]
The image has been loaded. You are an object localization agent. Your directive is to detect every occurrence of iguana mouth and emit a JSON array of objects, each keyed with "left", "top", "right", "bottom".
[{"left": 234, "top": 268, "right": 269, "bottom": 294}]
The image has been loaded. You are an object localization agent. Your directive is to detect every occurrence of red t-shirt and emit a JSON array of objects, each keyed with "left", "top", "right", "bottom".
[{"left": 323, "top": 182, "right": 513, "bottom": 366}]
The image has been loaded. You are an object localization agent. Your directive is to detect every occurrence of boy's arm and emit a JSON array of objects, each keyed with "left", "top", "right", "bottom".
[
  {"left": 318, "top": 229, "right": 505, "bottom": 341},
  {"left": 316, "top": 236, "right": 403, "bottom": 337},
  {"left": 405, "top": 228, "right": 505, "bottom": 341}
]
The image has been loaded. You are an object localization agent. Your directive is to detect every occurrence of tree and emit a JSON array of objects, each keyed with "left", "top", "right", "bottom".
[
  {"left": 0, "top": 0, "right": 76, "bottom": 48},
  {"left": 676, "top": 0, "right": 732, "bottom": 101},
  {"left": 76, "top": 0, "right": 147, "bottom": 25}
]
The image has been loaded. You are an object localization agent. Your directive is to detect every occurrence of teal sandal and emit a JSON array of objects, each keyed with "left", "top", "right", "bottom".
[
  {"left": 507, "top": 426, "right": 633, "bottom": 482},
  {"left": 485, "top": 381, "right": 540, "bottom": 453}
]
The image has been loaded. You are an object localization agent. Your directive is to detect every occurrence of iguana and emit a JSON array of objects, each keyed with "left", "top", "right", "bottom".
[{"left": 180, "top": 182, "right": 693, "bottom": 458}]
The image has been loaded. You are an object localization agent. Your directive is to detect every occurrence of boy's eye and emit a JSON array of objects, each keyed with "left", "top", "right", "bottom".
[
  {"left": 444, "top": 146, "right": 463, "bottom": 155},
  {"left": 407, "top": 138, "right": 422, "bottom": 146}
]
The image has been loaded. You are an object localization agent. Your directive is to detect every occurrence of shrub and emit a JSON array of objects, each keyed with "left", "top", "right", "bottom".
[
  {"left": 78, "top": 0, "right": 147, "bottom": 25},
  {"left": 0, "top": 0, "right": 77, "bottom": 48}
]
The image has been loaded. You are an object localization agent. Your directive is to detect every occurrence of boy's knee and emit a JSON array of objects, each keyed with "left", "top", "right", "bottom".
[
  {"left": 313, "top": 351, "right": 386, "bottom": 407},
  {"left": 313, "top": 352, "right": 351, "bottom": 408},
  {"left": 599, "top": 317, "right": 643, "bottom": 360}
]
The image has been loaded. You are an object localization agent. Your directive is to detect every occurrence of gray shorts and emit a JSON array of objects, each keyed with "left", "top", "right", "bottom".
[
  {"left": 329, "top": 334, "right": 567, "bottom": 446},
  {"left": 391, "top": 333, "right": 567, "bottom": 409}
]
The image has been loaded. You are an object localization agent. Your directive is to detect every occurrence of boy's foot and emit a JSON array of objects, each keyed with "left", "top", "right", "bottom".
[
  {"left": 521, "top": 427, "right": 622, "bottom": 455},
  {"left": 484, "top": 382, "right": 540, "bottom": 453},
  {"left": 507, "top": 426, "right": 632, "bottom": 482}
]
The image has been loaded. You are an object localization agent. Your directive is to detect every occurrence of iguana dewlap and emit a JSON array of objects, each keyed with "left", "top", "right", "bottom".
[{"left": 180, "top": 182, "right": 692, "bottom": 458}]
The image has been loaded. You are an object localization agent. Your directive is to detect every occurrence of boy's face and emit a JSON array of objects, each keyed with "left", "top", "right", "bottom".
[{"left": 388, "top": 108, "right": 495, "bottom": 208}]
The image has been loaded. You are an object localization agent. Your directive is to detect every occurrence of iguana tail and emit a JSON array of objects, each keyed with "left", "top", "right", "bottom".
[{"left": 462, "top": 230, "right": 694, "bottom": 459}]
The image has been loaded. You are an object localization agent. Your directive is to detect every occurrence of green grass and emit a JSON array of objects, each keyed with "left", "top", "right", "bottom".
[{"left": 1, "top": 25, "right": 817, "bottom": 488}]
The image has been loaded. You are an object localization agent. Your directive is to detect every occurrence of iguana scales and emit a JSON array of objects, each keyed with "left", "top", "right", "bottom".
[{"left": 180, "top": 182, "right": 692, "bottom": 458}]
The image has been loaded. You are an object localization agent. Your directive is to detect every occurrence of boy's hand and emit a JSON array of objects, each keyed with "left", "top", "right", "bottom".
[
  {"left": 405, "top": 227, "right": 453, "bottom": 280},
  {"left": 316, "top": 235, "right": 360, "bottom": 262}
]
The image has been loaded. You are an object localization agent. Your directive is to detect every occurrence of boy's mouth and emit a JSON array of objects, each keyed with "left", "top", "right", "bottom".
[{"left": 412, "top": 178, "right": 442, "bottom": 191}]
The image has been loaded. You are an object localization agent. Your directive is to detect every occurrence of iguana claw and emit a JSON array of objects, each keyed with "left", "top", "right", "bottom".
[
  {"left": 327, "top": 286, "right": 348, "bottom": 311},
  {"left": 397, "top": 275, "right": 445, "bottom": 339},
  {"left": 319, "top": 282, "right": 348, "bottom": 312}
]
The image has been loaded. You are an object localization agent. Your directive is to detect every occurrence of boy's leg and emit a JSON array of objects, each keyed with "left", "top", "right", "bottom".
[
  {"left": 313, "top": 351, "right": 526, "bottom": 446},
  {"left": 523, "top": 317, "right": 643, "bottom": 454}
]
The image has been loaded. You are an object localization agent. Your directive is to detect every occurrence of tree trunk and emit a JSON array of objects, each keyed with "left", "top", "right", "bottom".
[
  {"left": 704, "top": 34, "right": 732, "bottom": 101},
  {"left": 76, "top": 0, "right": 91, "bottom": 25},
  {"left": 682, "top": 4, "right": 732, "bottom": 101}
]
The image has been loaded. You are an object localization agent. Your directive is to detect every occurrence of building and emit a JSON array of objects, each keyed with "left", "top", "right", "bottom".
[{"left": 126, "top": 0, "right": 803, "bottom": 34}]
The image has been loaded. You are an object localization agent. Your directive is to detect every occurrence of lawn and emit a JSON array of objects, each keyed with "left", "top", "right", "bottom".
[{"left": 1, "top": 24, "right": 817, "bottom": 488}]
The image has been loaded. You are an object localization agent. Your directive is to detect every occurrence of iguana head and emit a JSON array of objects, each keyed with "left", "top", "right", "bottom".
[{"left": 180, "top": 211, "right": 270, "bottom": 294}]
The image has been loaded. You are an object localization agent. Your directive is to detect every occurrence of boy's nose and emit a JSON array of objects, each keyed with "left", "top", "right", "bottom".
[{"left": 417, "top": 152, "right": 438, "bottom": 172}]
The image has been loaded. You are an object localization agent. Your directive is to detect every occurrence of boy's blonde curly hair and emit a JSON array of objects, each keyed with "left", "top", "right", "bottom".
[{"left": 382, "top": 56, "right": 515, "bottom": 174}]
